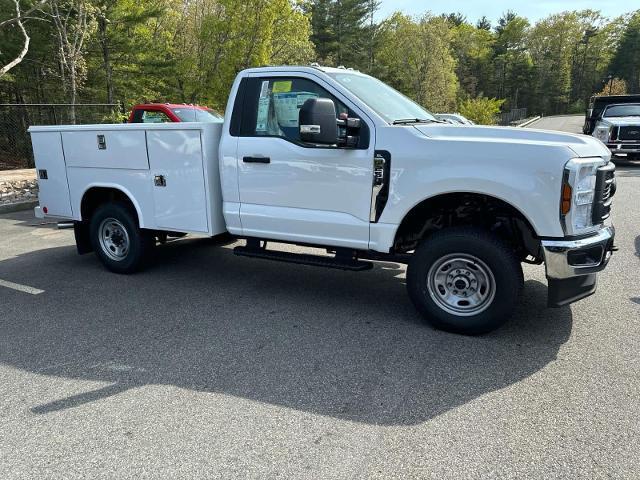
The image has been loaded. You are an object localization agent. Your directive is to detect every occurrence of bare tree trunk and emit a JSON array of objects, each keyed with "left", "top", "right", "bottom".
[
  {"left": 70, "top": 63, "right": 77, "bottom": 123},
  {"left": 98, "top": 14, "right": 114, "bottom": 104},
  {"left": 50, "top": 0, "right": 92, "bottom": 123},
  {"left": 0, "top": 0, "right": 31, "bottom": 78}
]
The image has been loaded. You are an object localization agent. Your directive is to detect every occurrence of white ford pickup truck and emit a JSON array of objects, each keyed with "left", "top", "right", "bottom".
[{"left": 29, "top": 66, "right": 616, "bottom": 335}]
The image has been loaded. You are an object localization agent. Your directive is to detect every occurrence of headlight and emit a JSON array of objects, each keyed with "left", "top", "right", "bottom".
[
  {"left": 561, "top": 158, "right": 605, "bottom": 235},
  {"left": 593, "top": 126, "right": 610, "bottom": 142}
]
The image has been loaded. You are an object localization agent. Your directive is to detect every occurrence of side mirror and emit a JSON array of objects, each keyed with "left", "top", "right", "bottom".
[{"left": 299, "top": 98, "right": 338, "bottom": 145}]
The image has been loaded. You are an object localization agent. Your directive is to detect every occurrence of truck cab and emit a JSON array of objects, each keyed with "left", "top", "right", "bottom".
[{"left": 29, "top": 65, "right": 616, "bottom": 335}]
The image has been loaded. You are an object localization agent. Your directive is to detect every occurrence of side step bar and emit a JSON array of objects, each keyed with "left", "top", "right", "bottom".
[{"left": 234, "top": 241, "right": 373, "bottom": 272}]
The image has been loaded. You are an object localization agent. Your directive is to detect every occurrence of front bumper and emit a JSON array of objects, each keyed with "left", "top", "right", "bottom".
[
  {"left": 541, "top": 226, "right": 615, "bottom": 307},
  {"left": 606, "top": 143, "right": 640, "bottom": 156}
]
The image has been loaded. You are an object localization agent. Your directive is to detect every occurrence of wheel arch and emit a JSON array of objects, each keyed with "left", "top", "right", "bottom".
[
  {"left": 392, "top": 191, "right": 541, "bottom": 259},
  {"left": 79, "top": 184, "right": 145, "bottom": 227}
]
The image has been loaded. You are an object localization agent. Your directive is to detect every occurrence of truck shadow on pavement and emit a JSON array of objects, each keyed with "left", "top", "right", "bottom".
[{"left": 0, "top": 239, "right": 572, "bottom": 425}]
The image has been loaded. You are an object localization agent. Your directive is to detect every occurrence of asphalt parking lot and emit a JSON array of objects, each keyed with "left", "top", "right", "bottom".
[{"left": 1, "top": 163, "right": 639, "bottom": 477}]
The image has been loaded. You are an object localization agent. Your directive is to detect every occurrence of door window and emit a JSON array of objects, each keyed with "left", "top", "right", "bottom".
[{"left": 244, "top": 77, "right": 350, "bottom": 143}]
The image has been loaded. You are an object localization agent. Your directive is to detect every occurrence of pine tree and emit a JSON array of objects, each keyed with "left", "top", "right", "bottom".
[
  {"left": 305, "top": 0, "right": 379, "bottom": 68},
  {"left": 610, "top": 12, "right": 640, "bottom": 93}
]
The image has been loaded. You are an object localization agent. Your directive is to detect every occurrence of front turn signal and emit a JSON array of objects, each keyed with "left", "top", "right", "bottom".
[{"left": 561, "top": 183, "right": 572, "bottom": 215}]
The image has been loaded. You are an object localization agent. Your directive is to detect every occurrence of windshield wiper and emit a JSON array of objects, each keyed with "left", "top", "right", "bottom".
[{"left": 392, "top": 118, "right": 440, "bottom": 125}]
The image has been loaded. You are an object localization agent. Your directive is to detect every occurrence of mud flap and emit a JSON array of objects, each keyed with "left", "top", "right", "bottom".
[
  {"left": 73, "top": 222, "right": 93, "bottom": 255},
  {"left": 548, "top": 273, "right": 597, "bottom": 308}
]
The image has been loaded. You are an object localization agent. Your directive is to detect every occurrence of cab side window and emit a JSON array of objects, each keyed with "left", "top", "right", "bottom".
[
  {"left": 141, "top": 110, "right": 172, "bottom": 123},
  {"left": 244, "top": 77, "right": 350, "bottom": 143}
]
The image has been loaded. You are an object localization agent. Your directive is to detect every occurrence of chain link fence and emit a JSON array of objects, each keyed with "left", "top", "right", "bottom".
[{"left": 0, "top": 104, "right": 120, "bottom": 170}]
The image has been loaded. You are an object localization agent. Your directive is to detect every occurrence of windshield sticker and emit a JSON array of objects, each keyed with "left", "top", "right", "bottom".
[{"left": 272, "top": 80, "right": 292, "bottom": 94}]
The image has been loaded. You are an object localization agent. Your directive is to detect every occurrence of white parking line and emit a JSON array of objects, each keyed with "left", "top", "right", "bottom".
[{"left": 0, "top": 279, "right": 44, "bottom": 295}]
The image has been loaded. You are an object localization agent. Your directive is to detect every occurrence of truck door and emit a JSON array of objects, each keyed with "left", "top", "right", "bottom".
[
  {"left": 147, "top": 128, "right": 209, "bottom": 233},
  {"left": 31, "top": 131, "right": 73, "bottom": 218},
  {"left": 235, "top": 74, "right": 374, "bottom": 250}
]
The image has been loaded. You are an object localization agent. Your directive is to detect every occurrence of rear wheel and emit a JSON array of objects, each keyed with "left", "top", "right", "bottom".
[
  {"left": 407, "top": 227, "right": 523, "bottom": 335},
  {"left": 89, "top": 202, "right": 154, "bottom": 273}
]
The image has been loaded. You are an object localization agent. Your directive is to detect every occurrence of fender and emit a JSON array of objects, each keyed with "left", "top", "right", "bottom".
[
  {"left": 373, "top": 125, "right": 573, "bottom": 243},
  {"left": 392, "top": 186, "right": 540, "bottom": 238},
  {"left": 77, "top": 183, "right": 147, "bottom": 228}
]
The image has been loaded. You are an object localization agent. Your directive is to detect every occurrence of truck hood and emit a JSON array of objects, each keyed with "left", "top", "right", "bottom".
[
  {"left": 598, "top": 116, "right": 640, "bottom": 126},
  {"left": 412, "top": 124, "right": 610, "bottom": 159}
]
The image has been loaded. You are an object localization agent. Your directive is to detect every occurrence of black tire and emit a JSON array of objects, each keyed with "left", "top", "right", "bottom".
[
  {"left": 407, "top": 227, "right": 523, "bottom": 335},
  {"left": 89, "top": 202, "right": 155, "bottom": 274}
]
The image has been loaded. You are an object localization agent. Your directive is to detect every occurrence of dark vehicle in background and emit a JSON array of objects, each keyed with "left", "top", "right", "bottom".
[
  {"left": 128, "top": 103, "right": 223, "bottom": 123},
  {"left": 583, "top": 94, "right": 640, "bottom": 135}
]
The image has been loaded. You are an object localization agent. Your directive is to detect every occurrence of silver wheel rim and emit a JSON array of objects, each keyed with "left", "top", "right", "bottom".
[
  {"left": 98, "top": 218, "right": 130, "bottom": 261},
  {"left": 427, "top": 254, "right": 496, "bottom": 316}
]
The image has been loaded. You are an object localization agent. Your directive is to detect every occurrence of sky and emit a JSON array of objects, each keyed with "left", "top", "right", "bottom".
[{"left": 377, "top": 0, "right": 632, "bottom": 24}]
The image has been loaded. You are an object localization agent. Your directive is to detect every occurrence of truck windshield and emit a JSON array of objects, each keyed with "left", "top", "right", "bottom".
[
  {"left": 327, "top": 72, "right": 436, "bottom": 124},
  {"left": 171, "top": 107, "right": 223, "bottom": 122},
  {"left": 603, "top": 104, "right": 640, "bottom": 117}
]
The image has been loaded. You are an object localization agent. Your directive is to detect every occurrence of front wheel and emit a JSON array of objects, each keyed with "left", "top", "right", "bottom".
[
  {"left": 89, "top": 202, "right": 154, "bottom": 273},
  {"left": 407, "top": 227, "right": 523, "bottom": 335}
]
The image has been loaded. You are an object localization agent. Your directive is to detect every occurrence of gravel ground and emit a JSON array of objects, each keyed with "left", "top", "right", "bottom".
[
  {"left": 0, "top": 143, "right": 638, "bottom": 478},
  {"left": 0, "top": 169, "right": 38, "bottom": 207}
]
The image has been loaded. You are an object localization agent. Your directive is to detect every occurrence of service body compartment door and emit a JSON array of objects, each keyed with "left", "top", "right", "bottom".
[
  {"left": 147, "top": 129, "right": 209, "bottom": 233},
  {"left": 61, "top": 130, "right": 149, "bottom": 170},
  {"left": 31, "top": 131, "right": 73, "bottom": 218}
]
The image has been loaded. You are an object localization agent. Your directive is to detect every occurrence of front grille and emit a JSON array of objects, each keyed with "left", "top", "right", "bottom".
[
  {"left": 592, "top": 163, "right": 616, "bottom": 224},
  {"left": 618, "top": 126, "right": 640, "bottom": 141}
]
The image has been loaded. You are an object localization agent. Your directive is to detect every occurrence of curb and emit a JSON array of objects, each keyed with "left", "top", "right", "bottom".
[
  {"left": 518, "top": 116, "right": 542, "bottom": 128},
  {"left": 0, "top": 200, "right": 38, "bottom": 215}
]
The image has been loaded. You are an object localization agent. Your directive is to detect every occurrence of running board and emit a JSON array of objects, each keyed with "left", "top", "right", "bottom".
[{"left": 234, "top": 244, "right": 373, "bottom": 271}]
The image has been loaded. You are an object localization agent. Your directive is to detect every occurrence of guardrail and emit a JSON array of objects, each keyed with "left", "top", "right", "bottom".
[{"left": 518, "top": 116, "right": 542, "bottom": 128}]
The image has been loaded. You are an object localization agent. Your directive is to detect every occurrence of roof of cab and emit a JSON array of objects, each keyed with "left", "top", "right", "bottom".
[
  {"left": 239, "top": 65, "right": 367, "bottom": 77},
  {"left": 133, "top": 103, "right": 211, "bottom": 110}
]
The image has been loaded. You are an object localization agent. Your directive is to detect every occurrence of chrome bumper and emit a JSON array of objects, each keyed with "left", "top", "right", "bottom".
[
  {"left": 541, "top": 226, "right": 615, "bottom": 280},
  {"left": 607, "top": 143, "right": 640, "bottom": 155}
]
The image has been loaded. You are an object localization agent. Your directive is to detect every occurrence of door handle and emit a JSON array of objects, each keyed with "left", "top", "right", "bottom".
[{"left": 243, "top": 156, "right": 270, "bottom": 164}]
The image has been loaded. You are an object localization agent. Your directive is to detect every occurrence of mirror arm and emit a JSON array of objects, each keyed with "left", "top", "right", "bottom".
[{"left": 337, "top": 116, "right": 361, "bottom": 148}]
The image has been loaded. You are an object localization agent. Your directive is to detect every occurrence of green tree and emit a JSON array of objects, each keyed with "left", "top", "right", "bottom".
[
  {"left": 566, "top": 11, "right": 623, "bottom": 109},
  {"left": 528, "top": 12, "right": 586, "bottom": 114},
  {"left": 595, "top": 77, "right": 628, "bottom": 96},
  {"left": 492, "top": 13, "right": 532, "bottom": 111},
  {"left": 476, "top": 16, "right": 491, "bottom": 31},
  {"left": 305, "top": 0, "right": 379, "bottom": 68},
  {"left": 174, "top": 0, "right": 314, "bottom": 109},
  {"left": 610, "top": 11, "right": 640, "bottom": 93},
  {"left": 376, "top": 13, "right": 458, "bottom": 112},
  {"left": 458, "top": 96, "right": 505, "bottom": 125},
  {"left": 450, "top": 22, "right": 494, "bottom": 99},
  {"left": 441, "top": 12, "right": 466, "bottom": 27}
]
